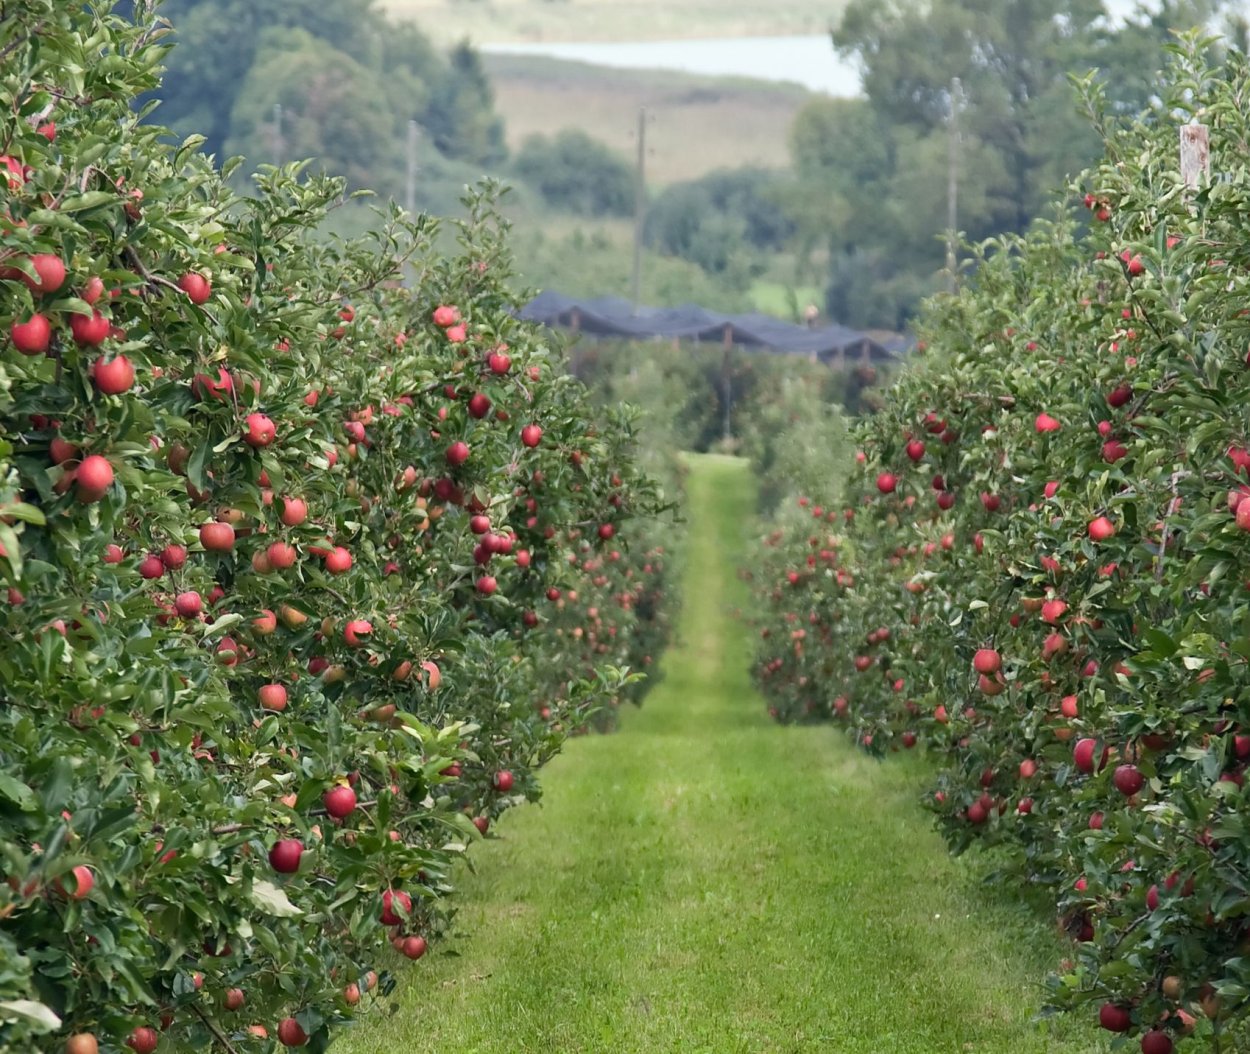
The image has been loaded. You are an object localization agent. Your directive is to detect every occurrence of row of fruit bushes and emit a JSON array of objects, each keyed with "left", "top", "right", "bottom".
[
  {"left": 0, "top": 3, "right": 674, "bottom": 1053},
  {"left": 750, "top": 35, "right": 1250, "bottom": 1054}
]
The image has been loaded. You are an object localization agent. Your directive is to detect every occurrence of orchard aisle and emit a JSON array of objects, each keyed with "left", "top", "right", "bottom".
[{"left": 335, "top": 455, "right": 1098, "bottom": 1054}]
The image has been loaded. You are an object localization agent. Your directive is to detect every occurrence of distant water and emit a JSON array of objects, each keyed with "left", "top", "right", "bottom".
[
  {"left": 477, "top": 2, "right": 1184, "bottom": 98},
  {"left": 481, "top": 35, "right": 864, "bottom": 97}
]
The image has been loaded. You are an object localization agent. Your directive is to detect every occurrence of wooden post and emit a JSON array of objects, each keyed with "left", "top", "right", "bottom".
[
  {"left": 946, "top": 77, "right": 962, "bottom": 293},
  {"left": 405, "top": 120, "right": 419, "bottom": 215},
  {"left": 1180, "top": 123, "right": 1210, "bottom": 189},
  {"left": 631, "top": 108, "right": 647, "bottom": 314}
]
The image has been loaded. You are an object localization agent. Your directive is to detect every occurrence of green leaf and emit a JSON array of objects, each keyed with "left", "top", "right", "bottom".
[
  {"left": 0, "top": 1000, "right": 62, "bottom": 1033},
  {"left": 58, "top": 191, "right": 118, "bottom": 213},
  {"left": 0, "top": 773, "right": 36, "bottom": 811},
  {"left": 249, "top": 879, "right": 303, "bottom": 918}
]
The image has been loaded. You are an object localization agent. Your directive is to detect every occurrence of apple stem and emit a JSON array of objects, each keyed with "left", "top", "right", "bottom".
[{"left": 191, "top": 1004, "right": 242, "bottom": 1054}]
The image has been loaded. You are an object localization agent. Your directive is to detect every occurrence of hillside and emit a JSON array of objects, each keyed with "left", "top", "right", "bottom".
[
  {"left": 380, "top": 0, "right": 850, "bottom": 44},
  {"left": 484, "top": 55, "right": 810, "bottom": 186}
]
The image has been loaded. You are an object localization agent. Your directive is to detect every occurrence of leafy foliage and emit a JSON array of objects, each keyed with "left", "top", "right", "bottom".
[
  {"left": 512, "top": 130, "right": 634, "bottom": 218},
  {"left": 0, "top": 3, "right": 672, "bottom": 1051},
  {"left": 751, "top": 34, "right": 1250, "bottom": 1050}
]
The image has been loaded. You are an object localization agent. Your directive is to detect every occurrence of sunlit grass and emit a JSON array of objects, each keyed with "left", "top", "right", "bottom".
[{"left": 333, "top": 456, "right": 1103, "bottom": 1054}]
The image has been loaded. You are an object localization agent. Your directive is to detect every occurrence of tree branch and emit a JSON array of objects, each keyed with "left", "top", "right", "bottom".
[{"left": 192, "top": 1004, "right": 241, "bottom": 1054}]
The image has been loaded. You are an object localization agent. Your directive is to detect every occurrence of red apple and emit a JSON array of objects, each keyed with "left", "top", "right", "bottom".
[
  {"left": 75, "top": 455, "right": 114, "bottom": 501},
  {"left": 1113, "top": 763, "right": 1145, "bottom": 796},
  {"left": 446, "top": 441, "right": 470, "bottom": 467},
  {"left": 125, "top": 1026, "right": 158, "bottom": 1054},
  {"left": 276, "top": 1017, "right": 307, "bottom": 1048},
  {"left": 973, "top": 648, "right": 1001, "bottom": 675},
  {"left": 493, "top": 770, "right": 513, "bottom": 792},
  {"left": 279, "top": 497, "right": 307, "bottom": 527},
  {"left": 1088, "top": 516, "right": 1116, "bottom": 541},
  {"left": 876, "top": 472, "right": 897, "bottom": 494},
  {"left": 380, "top": 888, "right": 412, "bottom": 925},
  {"left": 200, "top": 521, "right": 236, "bottom": 552},
  {"left": 322, "top": 785, "right": 357, "bottom": 819},
  {"left": 521, "top": 424, "right": 542, "bottom": 448},
  {"left": 243, "top": 413, "right": 276, "bottom": 448},
  {"left": 178, "top": 272, "right": 211, "bottom": 304},
  {"left": 1098, "top": 1003, "right": 1132, "bottom": 1032},
  {"left": 325, "top": 547, "right": 352, "bottom": 574},
  {"left": 92, "top": 354, "right": 135, "bottom": 395},
  {"left": 259, "top": 684, "right": 288, "bottom": 712},
  {"left": 174, "top": 591, "right": 202, "bottom": 618},
  {"left": 344, "top": 619, "right": 372, "bottom": 647},
  {"left": 268, "top": 839, "right": 303, "bottom": 874},
  {"left": 70, "top": 310, "right": 110, "bottom": 346},
  {"left": 10, "top": 313, "right": 51, "bottom": 355},
  {"left": 20, "top": 253, "right": 66, "bottom": 295}
]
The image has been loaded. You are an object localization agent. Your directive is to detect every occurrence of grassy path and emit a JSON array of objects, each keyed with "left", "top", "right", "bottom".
[{"left": 335, "top": 455, "right": 1099, "bottom": 1054}]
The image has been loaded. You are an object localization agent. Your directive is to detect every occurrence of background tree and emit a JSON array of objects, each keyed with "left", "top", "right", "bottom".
[
  {"left": 424, "top": 43, "right": 508, "bottom": 168},
  {"left": 512, "top": 130, "right": 634, "bottom": 217}
]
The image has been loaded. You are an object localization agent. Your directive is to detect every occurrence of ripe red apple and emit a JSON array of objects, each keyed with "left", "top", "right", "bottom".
[
  {"left": 1140, "top": 1030, "right": 1172, "bottom": 1054},
  {"left": 1098, "top": 1003, "right": 1132, "bottom": 1032},
  {"left": 65, "top": 1034, "right": 99, "bottom": 1054},
  {"left": 344, "top": 619, "right": 372, "bottom": 647},
  {"left": 876, "top": 472, "right": 897, "bottom": 494},
  {"left": 467, "top": 392, "right": 491, "bottom": 418},
  {"left": 1107, "top": 385, "right": 1132, "bottom": 407},
  {"left": 223, "top": 988, "right": 245, "bottom": 1011},
  {"left": 1073, "top": 738, "right": 1108, "bottom": 774},
  {"left": 276, "top": 1017, "right": 307, "bottom": 1048},
  {"left": 380, "top": 888, "right": 412, "bottom": 925},
  {"left": 103, "top": 543, "right": 125, "bottom": 564},
  {"left": 174, "top": 591, "right": 202, "bottom": 618},
  {"left": 259, "top": 684, "right": 288, "bottom": 712},
  {"left": 598, "top": 523, "right": 615, "bottom": 541},
  {"left": 92, "top": 354, "right": 135, "bottom": 395},
  {"left": 325, "top": 547, "right": 352, "bottom": 574},
  {"left": 200, "top": 521, "right": 236, "bottom": 552},
  {"left": 1113, "top": 763, "right": 1145, "bottom": 796},
  {"left": 473, "top": 816, "right": 490, "bottom": 835},
  {"left": 279, "top": 497, "right": 307, "bottom": 527},
  {"left": 70, "top": 310, "right": 110, "bottom": 346},
  {"left": 138, "top": 554, "right": 165, "bottom": 579},
  {"left": 75, "top": 455, "right": 114, "bottom": 501},
  {"left": 266, "top": 541, "right": 297, "bottom": 570},
  {"left": 432, "top": 305, "right": 459, "bottom": 327},
  {"left": 1019, "top": 759, "right": 1037, "bottom": 779},
  {"left": 1035, "top": 412, "right": 1061, "bottom": 433},
  {"left": 493, "top": 770, "right": 513, "bottom": 792},
  {"left": 521, "top": 424, "right": 542, "bottom": 448},
  {"left": 905, "top": 439, "right": 925, "bottom": 461},
  {"left": 401, "top": 935, "right": 427, "bottom": 960},
  {"left": 488, "top": 350, "right": 511, "bottom": 374},
  {"left": 243, "top": 413, "right": 276, "bottom": 447},
  {"left": 1088, "top": 516, "right": 1116, "bottom": 541},
  {"left": 178, "top": 272, "right": 211, "bottom": 304},
  {"left": 268, "top": 839, "right": 303, "bottom": 874},
  {"left": 446, "top": 441, "right": 470, "bottom": 467},
  {"left": 323, "top": 784, "right": 357, "bottom": 819},
  {"left": 1041, "top": 598, "right": 1067, "bottom": 624},
  {"left": 10, "top": 313, "right": 51, "bottom": 354},
  {"left": 476, "top": 575, "right": 497, "bottom": 595},
  {"left": 972, "top": 648, "right": 1001, "bottom": 675},
  {"left": 125, "top": 1027, "right": 158, "bottom": 1054},
  {"left": 20, "top": 253, "right": 66, "bottom": 295},
  {"left": 161, "top": 544, "right": 187, "bottom": 570}
]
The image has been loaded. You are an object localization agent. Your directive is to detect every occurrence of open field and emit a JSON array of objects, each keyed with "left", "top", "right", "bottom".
[
  {"left": 332, "top": 456, "right": 1102, "bottom": 1054},
  {"left": 380, "top": 0, "right": 851, "bottom": 44},
  {"left": 484, "top": 54, "right": 809, "bottom": 186}
]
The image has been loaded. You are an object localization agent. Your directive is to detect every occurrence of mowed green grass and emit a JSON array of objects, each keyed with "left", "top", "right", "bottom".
[
  {"left": 483, "top": 54, "right": 808, "bottom": 187},
  {"left": 332, "top": 455, "right": 1102, "bottom": 1054},
  {"left": 380, "top": 0, "right": 849, "bottom": 45}
]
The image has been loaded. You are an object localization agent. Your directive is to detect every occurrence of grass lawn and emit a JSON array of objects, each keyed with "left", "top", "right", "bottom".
[
  {"left": 332, "top": 455, "right": 1103, "bottom": 1054},
  {"left": 380, "top": 0, "right": 850, "bottom": 45}
]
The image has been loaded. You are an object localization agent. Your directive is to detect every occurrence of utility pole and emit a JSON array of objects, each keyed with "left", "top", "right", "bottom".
[
  {"left": 946, "top": 77, "right": 961, "bottom": 293},
  {"left": 406, "top": 120, "right": 419, "bottom": 215},
  {"left": 631, "top": 107, "right": 647, "bottom": 314},
  {"left": 272, "top": 103, "right": 284, "bottom": 166}
]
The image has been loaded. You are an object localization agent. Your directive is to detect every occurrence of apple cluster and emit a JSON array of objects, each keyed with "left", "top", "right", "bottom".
[
  {"left": 750, "top": 39, "right": 1250, "bottom": 1053},
  {"left": 0, "top": 3, "right": 672, "bottom": 1052}
]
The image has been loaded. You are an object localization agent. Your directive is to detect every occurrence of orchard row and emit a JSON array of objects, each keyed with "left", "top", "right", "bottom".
[
  {"left": 751, "top": 39, "right": 1250, "bottom": 1054},
  {"left": 0, "top": 3, "right": 671, "bottom": 1052}
]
